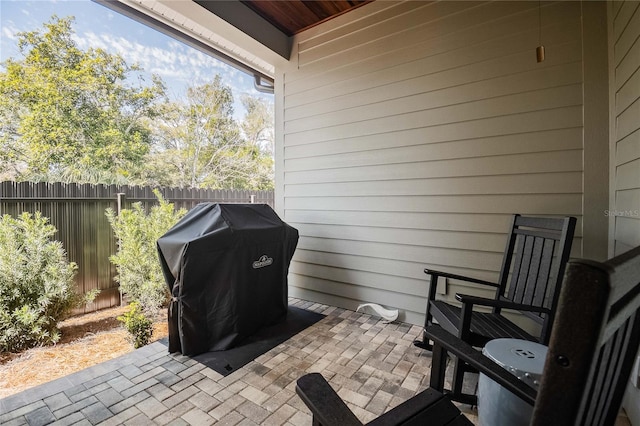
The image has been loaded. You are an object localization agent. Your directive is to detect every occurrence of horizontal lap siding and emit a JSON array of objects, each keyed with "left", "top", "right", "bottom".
[
  {"left": 280, "top": 1, "right": 584, "bottom": 325},
  {"left": 613, "top": 4, "right": 640, "bottom": 423},
  {"left": 612, "top": 1, "right": 640, "bottom": 255}
]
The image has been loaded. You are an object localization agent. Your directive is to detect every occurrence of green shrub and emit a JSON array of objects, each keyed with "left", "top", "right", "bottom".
[
  {"left": 118, "top": 301, "right": 153, "bottom": 348},
  {"left": 0, "top": 212, "right": 79, "bottom": 352},
  {"left": 106, "top": 189, "right": 186, "bottom": 314}
]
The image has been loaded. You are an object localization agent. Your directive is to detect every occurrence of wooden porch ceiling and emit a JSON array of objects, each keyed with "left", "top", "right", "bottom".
[
  {"left": 193, "top": 0, "right": 373, "bottom": 59},
  {"left": 240, "top": 0, "right": 372, "bottom": 36}
]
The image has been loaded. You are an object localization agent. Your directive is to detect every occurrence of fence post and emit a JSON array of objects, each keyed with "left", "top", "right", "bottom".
[
  {"left": 115, "top": 192, "right": 126, "bottom": 306},
  {"left": 250, "top": 194, "right": 256, "bottom": 204},
  {"left": 116, "top": 193, "right": 126, "bottom": 215}
]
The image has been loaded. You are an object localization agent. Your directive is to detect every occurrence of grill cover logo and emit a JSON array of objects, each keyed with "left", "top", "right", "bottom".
[{"left": 252, "top": 255, "right": 273, "bottom": 269}]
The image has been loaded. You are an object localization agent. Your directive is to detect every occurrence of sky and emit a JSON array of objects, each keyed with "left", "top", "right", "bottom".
[{"left": 0, "top": 0, "right": 273, "bottom": 118}]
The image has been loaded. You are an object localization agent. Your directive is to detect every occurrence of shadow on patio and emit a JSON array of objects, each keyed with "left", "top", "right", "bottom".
[{"left": 0, "top": 298, "right": 478, "bottom": 425}]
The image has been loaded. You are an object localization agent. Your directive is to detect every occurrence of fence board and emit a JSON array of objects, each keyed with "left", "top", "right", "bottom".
[{"left": 0, "top": 182, "right": 274, "bottom": 314}]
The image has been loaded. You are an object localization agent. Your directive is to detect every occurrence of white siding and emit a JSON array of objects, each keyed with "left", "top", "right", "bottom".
[
  {"left": 611, "top": 1, "right": 640, "bottom": 256},
  {"left": 277, "top": 1, "right": 591, "bottom": 325},
  {"left": 612, "top": 2, "right": 640, "bottom": 422}
]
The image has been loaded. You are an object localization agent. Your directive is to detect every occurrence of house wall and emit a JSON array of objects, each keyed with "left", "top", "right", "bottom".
[
  {"left": 609, "top": 1, "right": 640, "bottom": 423},
  {"left": 275, "top": 1, "right": 609, "bottom": 325},
  {"left": 610, "top": 1, "right": 640, "bottom": 256}
]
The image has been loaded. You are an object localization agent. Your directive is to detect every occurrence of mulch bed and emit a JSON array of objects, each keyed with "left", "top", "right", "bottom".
[{"left": 0, "top": 306, "right": 168, "bottom": 399}]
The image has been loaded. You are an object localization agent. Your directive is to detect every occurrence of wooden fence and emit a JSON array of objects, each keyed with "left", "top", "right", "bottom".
[{"left": 0, "top": 182, "right": 274, "bottom": 314}]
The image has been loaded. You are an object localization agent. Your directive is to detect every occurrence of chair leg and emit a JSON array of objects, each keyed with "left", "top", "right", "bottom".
[
  {"left": 430, "top": 338, "right": 448, "bottom": 392},
  {"left": 450, "top": 357, "right": 478, "bottom": 406},
  {"left": 430, "top": 339, "right": 478, "bottom": 406},
  {"left": 415, "top": 275, "right": 439, "bottom": 351},
  {"left": 413, "top": 328, "right": 434, "bottom": 350}
]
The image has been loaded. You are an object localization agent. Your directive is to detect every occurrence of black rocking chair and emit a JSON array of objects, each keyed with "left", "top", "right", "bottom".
[
  {"left": 296, "top": 244, "right": 640, "bottom": 426},
  {"left": 414, "top": 214, "right": 576, "bottom": 403}
]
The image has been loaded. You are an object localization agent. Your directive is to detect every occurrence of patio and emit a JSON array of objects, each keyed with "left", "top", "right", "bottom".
[
  {"left": 0, "top": 298, "right": 478, "bottom": 426},
  {"left": 0, "top": 0, "right": 636, "bottom": 422}
]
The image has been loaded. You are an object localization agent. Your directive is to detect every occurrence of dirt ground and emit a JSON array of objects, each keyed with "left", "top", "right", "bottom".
[{"left": 0, "top": 306, "right": 168, "bottom": 399}]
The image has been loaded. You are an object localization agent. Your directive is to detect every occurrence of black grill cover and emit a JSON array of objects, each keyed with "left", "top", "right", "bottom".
[{"left": 157, "top": 203, "right": 298, "bottom": 356}]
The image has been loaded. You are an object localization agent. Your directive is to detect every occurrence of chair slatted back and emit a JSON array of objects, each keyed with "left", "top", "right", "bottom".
[
  {"left": 532, "top": 245, "right": 640, "bottom": 426},
  {"left": 496, "top": 215, "right": 576, "bottom": 343}
]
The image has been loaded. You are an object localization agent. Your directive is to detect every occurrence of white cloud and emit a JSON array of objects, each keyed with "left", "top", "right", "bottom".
[
  {"left": 2, "top": 25, "right": 19, "bottom": 40},
  {"left": 67, "top": 23, "right": 271, "bottom": 119},
  {"left": 1, "top": 22, "right": 22, "bottom": 62},
  {"left": 73, "top": 30, "right": 241, "bottom": 95}
]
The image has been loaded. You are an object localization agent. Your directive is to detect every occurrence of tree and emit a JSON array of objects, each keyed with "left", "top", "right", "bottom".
[
  {"left": 105, "top": 190, "right": 186, "bottom": 314},
  {"left": 239, "top": 95, "right": 274, "bottom": 189},
  {"left": 0, "top": 212, "right": 79, "bottom": 351},
  {"left": 240, "top": 94, "right": 274, "bottom": 155},
  {"left": 147, "top": 77, "right": 274, "bottom": 189},
  {"left": 0, "top": 16, "right": 165, "bottom": 184}
]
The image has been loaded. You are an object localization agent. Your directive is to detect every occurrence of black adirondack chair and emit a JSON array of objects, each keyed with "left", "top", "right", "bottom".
[
  {"left": 296, "top": 244, "right": 640, "bottom": 426},
  {"left": 413, "top": 214, "right": 576, "bottom": 403}
]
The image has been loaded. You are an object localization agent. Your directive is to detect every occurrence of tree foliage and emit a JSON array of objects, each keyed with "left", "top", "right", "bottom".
[
  {"left": 0, "top": 15, "right": 274, "bottom": 190},
  {"left": 239, "top": 95, "right": 275, "bottom": 189},
  {"left": 117, "top": 301, "right": 154, "bottom": 348},
  {"left": 241, "top": 94, "right": 274, "bottom": 154},
  {"left": 147, "top": 77, "right": 274, "bottom": 189},
  {"left": 105, "top": 190, "right": 186, "bottom": 314},
  {"left": 0, "top": 16, "right": 165, "bottom": 183},
  {"left": 0, "top": 212, "right": 80, "bottom": 352}
]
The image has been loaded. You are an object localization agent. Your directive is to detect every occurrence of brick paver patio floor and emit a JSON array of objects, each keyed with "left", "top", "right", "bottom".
[{"left": 0, "top": 298, "right": 479, "bottom": 425}]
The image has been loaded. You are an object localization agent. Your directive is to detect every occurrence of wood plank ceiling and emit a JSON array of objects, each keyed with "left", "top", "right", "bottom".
[{"left": 240, "top": 0, "right": 372, "bottom": 36}]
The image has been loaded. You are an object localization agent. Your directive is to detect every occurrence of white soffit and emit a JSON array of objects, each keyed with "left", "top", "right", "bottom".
[{"left": 117, "top": 0, "right": 281, "bottom": 78}]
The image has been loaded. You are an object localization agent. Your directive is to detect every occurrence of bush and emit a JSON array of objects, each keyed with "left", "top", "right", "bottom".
[
  {"left": 118, "top": 301, "right": 153, "bottom": 348},
  {"left": 0, "top": 212, "right": 79, "bottom": 352},
  {"left": 106, "top": 189, "right": 186, "bottom": 314}
]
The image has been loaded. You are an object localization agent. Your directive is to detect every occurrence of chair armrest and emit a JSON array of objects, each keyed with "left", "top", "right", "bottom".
[
  {"left": 425, "top": 325, "right": 538, "bottom": 406},
  {"left": 455, "top": 294, "right": 552, "bottom": 315},
  {"left": 424, "top": 268, "right": 499, "bottom": 288},
  {"left": 296, "top": 373, "right": 363, "bottom": 426}
]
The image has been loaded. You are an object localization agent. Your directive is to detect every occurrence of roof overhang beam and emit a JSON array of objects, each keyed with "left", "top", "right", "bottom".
[
  {"left": 194, "top": 0, "right": 291, "bottom": 60},
  {"left": 95, "top": 0, "right": 283, "bottom": 92}
]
